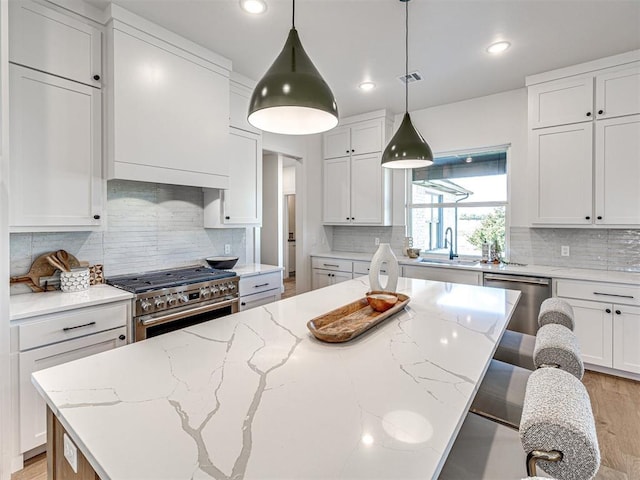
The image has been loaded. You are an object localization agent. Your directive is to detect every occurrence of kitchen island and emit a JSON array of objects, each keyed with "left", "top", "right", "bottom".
[{"left": 33, "top": 276, "right": 520, "bottom": 480}]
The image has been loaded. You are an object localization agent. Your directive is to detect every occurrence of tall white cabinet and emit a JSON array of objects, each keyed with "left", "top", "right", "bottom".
[
  {"left": 528, "top": 53, "right": 640, "bottom": 226},
  {"left": 8, "top": 0, "right": 103, "bottom": 231},
  {"left": 322, "top": 111, "right": 393, "bottom": 226}
]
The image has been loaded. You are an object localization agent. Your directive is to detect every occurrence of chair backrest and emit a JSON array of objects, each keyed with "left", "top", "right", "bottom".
[
  {"left": 533, "top": 323, "right": 584, "bottom": 380},
  {"left": 538, "top": 297, "right": 575, "bottom": 331},
  {"left": 519, "top": 368, "right": 600, "bottom": 480}
]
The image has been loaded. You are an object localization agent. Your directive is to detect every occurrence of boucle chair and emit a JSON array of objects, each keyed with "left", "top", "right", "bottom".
[
  {"left": 494, "top": 297, "right": 575, "bottom": 370},
  {"left": 471, "top": 323, "right": 583, "bottom": 429},
  {"left": 439, "top": 368, "right": 600, "bottom": 480}
]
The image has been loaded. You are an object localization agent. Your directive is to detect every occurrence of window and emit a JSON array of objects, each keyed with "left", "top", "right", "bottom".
[{"left": 407, "top": 147, "right": 508, "bottom": 258}]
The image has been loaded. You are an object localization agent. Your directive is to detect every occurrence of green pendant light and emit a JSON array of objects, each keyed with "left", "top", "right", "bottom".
[
  {"left": 381, "top": 0, "right": 433, "bottom": 169},
  {"left": 248, "top": 0, "right": 338, "bottom": 135}
]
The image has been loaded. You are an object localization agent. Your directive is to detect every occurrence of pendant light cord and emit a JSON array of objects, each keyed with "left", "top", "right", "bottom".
[
  {"left": 292, "top": 0, "right": 295, "bottom": 28},
  {"left": 405, "top": 0, "right": 409, "bottom": 114}
]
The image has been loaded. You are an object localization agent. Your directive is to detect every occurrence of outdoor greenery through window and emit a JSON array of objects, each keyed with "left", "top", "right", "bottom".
[{"left": 407, "top": 148, "right": 508, "bottom": 258}]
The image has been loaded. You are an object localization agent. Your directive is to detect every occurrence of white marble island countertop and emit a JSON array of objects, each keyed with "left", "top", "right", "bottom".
[{"left": 33, "top": 277, "right": 519, "bottom": 480}]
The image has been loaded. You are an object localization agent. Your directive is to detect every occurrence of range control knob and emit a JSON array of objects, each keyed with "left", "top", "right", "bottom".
[
  {"left": 154, "top": 298, "right": 165, "bottom": 309},
  {"left": 179, "top": 294, "right": 188, "bottom": 303},
  {"left": 228, "top": 283, "right": 236, "bottom": 291},
  {"left": 140, "top": 300, "right": 152, "bottom": 312},
  {"left": 211, "top": 288, "right": 220, "bottom": 296},
  {"left": 167, "top": 295, "right": 177, "bottom": 306},
  {"left": 200, "top": 288, "right": 211, "bottom": 298},
  {"left": 219, "top": 285, "right": 228, "bottom": 293}
]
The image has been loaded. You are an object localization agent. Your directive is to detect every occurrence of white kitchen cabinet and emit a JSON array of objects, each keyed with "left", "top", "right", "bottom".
[
  {"left": 229, "top": 73, "right": 261, "bottom": 134},
  {"left": 9, "top": 0, "right": 102, "bottom": 88},
  {"left": 530, "top": 123, "right": 593, "bottom": 225},
  {"left": 323, "top": 120, "right": 382, "bottom": 159},
  {"left": 204, "top": 129, "right": 262, "bottom": 227},
  {"left": 322, "top": 111, "right": 392, "bottom": 226},
  {"left": 613, "top": 305, "right": 640, "bottom": 374},
  {"left": 239, "top": 270, "right": 282, "bottom": 311},
  {"left": 311, "top": 257, "right": 353, "bottom": 290},
  {"left": 528, "top": 56, "right": 640, "bottom": 227},
  {"left": 12, "top": 299, "right": 130, "bottom": 454},
  {"left": 106, "top": 14, "right": 231, "bottom": 189},
  {"left": 9, "top": 65, "right": 102, "bottom": 230},
  {"left": 555, "top": 278, "right": 640, "bottom": 375},
  {"left": 402, "top": 265, "right": 482, "bottom": 286},
  {"left": 594, "top": 115, "right": 640, "bottom": 225}
]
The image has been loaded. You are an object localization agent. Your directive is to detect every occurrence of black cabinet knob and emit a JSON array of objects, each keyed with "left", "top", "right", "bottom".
[
  {"left": 605, "top": 308, "right": 611, "bottom": 314},
  {"left": 225, "top": 216, "right": 230, "bottom": 220},
  {"left": 93, "top": 74, "right": 100, "bottom": 81},
  {"left": 598, "top": 109, "right": 604, "bottom": 115},
  {"left": 586, "top": 112, "right": 592, "bottom": 117},
  {"left": 346, "top": 217, "right": 350, "bottom": 220},
  {"left": 93, "top": 214, "right": 101, "bottom": 220},
  {"left": 351, "top": 149, "right": 355, "bottom": 153},
  {"left": 351, "top": 217, "right": 355, "bottom": 220},
  {"left": 615, "top": 309, "right": 621, "bottom": 315},
  {"left": 585, "top": 216, "right": 591, "bottom": 220},
  {"left": 346, "top": 150, "right": 349, "bottom": 153},
  {"left": 118, "top": 334, "right": 126, "bottom": 341},
  {"left": 597, "top": 216, "right": 602, "bottom": 220},
  {"left": 241, "top": 302, "right": 246, "bottom": 306}
]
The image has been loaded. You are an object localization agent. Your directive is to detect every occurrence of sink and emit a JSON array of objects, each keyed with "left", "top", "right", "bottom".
[{"left": 418, "top": 258, "right": 479, "bottom": 266}]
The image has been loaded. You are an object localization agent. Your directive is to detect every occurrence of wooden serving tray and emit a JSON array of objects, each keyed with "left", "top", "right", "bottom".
[{"left": 307, "top": 291, "right": 410, "bottom": 343}]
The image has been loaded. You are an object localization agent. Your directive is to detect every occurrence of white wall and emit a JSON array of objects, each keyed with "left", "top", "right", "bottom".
[
  {"left": 261, "top": 153, "right": 282, "bottom": 267},
  {"left": 394, "top": 88, "right": 529, "bottom": 226},
  {"left": 0, "top": 0, "right": 11, "bottom": 477}
]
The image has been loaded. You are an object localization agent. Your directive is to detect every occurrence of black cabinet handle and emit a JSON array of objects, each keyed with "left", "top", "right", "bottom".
[
  {"left": 597, "top": 216, "right": 602, "bottom": 220},
  {"left": 351, "top": 149, "right": 355, "bottom": 153},
  {"left": 346, "top": 217, "right": 350, "bottom": 220},
  {"left": 615, "top": 310, "right": 622, "bottom": 315},
  {"left": 345, "top": 150, "right": 349, "bottom": 153},
  {"left": 586, "top": 112, "right": 592, "bottom": 117},
  {"left": 254, "top": 283, "right": 269, "bottom": 288},
  {"left": 119, "top": 334, "right": 126, "bottom": 341},
  {"left": 93, "top": 74, "right": 100, "bottom": 81},
  {"left": 598, "top": 109, "right": 604, "bottom": 115},
  {"left": 225, "top": 216, "right": 230, "bottom": 220},
  {"left": 63, "top": 321, "right": 96, "bottom": 332},
  {"left": 585, "top": 216, "right": 591, "bottom": 220},
  {"left": 606, "top": 308, "right": 611, "bottom": 314},
  {"left": 241, "top": 302, "right": 246, "bottom": 306},
  {"left": 93, "top": 214, "right": 101, "bottom": 220},
  {"left": 351, "top": 217, "right": 355, "bottom": 220}
]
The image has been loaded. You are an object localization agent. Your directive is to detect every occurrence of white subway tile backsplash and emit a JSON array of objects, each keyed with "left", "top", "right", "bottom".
[{"left": 10, "top": 180, "right": 247, "bottom": 293}]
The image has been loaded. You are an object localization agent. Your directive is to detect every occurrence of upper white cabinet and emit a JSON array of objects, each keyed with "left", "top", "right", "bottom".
[
  {"left": 8, "top": 0, "right": 103, "bottom": 231},
  {"left": 322, "top": 111, "right": 393, "bottom": 226},
  {"left": 528, "top": 52, "right": 640, "bottom": 226},
  {"left": 105, "top": 7, "right": 231, "bottom": 189},
  {"left": 9, "top": 0, "right": 102, "bottom": 88},
  {"left": 9, "top": 65, "right": 102, "bottom": 230},
  {"left": 204, "top": 73, "right": 262, "bottom": 227}
]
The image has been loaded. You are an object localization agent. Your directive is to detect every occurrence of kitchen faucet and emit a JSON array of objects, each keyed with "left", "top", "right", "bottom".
[{"left": 445, "top": 227, "right": 458, "bottom": 260}]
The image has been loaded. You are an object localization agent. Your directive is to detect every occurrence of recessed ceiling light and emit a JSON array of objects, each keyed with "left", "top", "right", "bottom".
[
  {"left": 240, "top": 0, "right": 267, "bottom": 14},
  {"left": 359, "top": 81, "right": 376, "bottom": 91},
  {"left": 487, "top": 41, "right": 511, "bottom": 54}
]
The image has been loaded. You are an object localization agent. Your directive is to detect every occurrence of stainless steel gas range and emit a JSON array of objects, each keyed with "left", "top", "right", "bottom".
[{"left": 107, "top": 266, "right": 239, "bottom": 341}]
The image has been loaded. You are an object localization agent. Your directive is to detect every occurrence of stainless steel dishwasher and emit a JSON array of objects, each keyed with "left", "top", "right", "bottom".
[{"left": 483, "top": 273, "right": 552, "bottom": 335}]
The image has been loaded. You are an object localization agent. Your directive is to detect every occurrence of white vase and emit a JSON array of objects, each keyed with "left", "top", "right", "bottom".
[{"left": 369, "top": 243, "right": 399, "bottom": 293}]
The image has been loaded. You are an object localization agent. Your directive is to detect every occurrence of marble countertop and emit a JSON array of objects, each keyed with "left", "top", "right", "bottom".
[
  {"left": 231, "top": 263, "right": 283, "bottom": 278},
  {"left": 311, "top": 251, "right": 640, "bottom": 285},
  {"left": 33, "top": 277, "right": 519, "bottom": 480},
  {"left": 9, "top": 285, "right": 134, "bottom": 321}
]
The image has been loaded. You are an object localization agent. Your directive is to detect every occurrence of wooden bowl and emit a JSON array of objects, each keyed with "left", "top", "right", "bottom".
[{"left": 366, "top": 293, "right": 398, "bottom": 312}]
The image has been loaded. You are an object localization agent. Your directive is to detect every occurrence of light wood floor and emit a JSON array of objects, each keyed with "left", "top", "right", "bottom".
[
  {"left": 282, "top": 276, "right": 297, "bottom": 300},
  {"left": 10, "top": 372, "right": 639, "bottom": 479}
]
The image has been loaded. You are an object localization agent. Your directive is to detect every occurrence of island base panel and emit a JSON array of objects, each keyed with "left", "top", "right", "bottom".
[{"left": 47, "top": 407, "right": 100, "bottom": 480}]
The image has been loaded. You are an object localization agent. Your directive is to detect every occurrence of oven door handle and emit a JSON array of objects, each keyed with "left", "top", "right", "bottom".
[{"left": 140, "top": 298, "right": 238, "bottom": 326}]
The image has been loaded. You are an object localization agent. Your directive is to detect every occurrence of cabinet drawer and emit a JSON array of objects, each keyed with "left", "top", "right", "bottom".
[
  {"left": 239, "top": 271, "right": 282, "bottom": 295},
  {"left": 311, "top": 258, "right": 353, "bottom": 272},
  {"left": 556, "top": 279, "right": 640, "bottom": 306},
  {"left": 18, "top": 302, "right": 129, "bottom": 351},
  {"left": 353, "top": 260, "right": 390, "bottom": 276},
  {"left": 239, "top": 289, "right": 281, "bottom": 311}
]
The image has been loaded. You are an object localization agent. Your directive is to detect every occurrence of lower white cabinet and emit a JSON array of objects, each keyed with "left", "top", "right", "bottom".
[
  {"left": 311, "top": 257, "right": 353, "bottom": 290},
  {"left": 239, "top": 271, "right": 282, "bottom": 311},
  {"left": 9, "top": 64, "right": 102, "bottom": 230},
  {"left": 19, "top": 327, "right": 127, "bottom": 452},
  {"left": 402, "top": 265, "right": 482, "bottom": 286},
  {"left": 12, "top": 300, "right": 130, "bottom": 456},
  {"left": 556, "top": 279, "right": 640, "bottom": 374}
]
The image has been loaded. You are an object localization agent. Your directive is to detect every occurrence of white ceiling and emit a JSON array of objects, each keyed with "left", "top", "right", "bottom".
[{"left": 92, "top": 0, "right": 640, "bottom": 118}]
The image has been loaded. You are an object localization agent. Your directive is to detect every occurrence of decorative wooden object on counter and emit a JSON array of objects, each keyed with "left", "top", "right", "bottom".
[
  {"left": 307, "top": 291, "right": 410, "bottom": 343},
  {"left": 10, "top": 250, "right": 81, "bottom": 292},
  {"left": 89, "top": 264, "right": 104, "bottom": 285}
]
